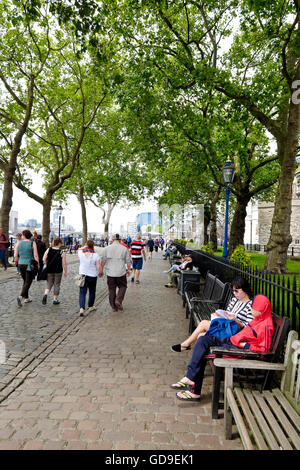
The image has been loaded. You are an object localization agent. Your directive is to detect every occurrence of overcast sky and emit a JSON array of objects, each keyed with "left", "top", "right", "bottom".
[{"left": 5, "top": 181, "right": 157, "bottom": 234}]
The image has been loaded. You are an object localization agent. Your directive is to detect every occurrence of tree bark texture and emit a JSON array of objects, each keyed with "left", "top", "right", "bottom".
[
  {"left": 264, "top": 99, "right": 300, "bottom": 273},
  {"left": 228, "top": 195, "right": 251, "bottom": 257},
  {"left": 79, "top": 185, "right": 88, "bottom": 245}
]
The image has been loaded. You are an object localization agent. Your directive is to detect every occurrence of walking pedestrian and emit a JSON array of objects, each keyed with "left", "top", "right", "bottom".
[
  {"left": 36, "top": 234, "right": 46, "bottom": 280},
  {"left": 147, "top": 236, "right": 154, "bottom": 260},
  {"left": 14, "top": 232, "right": 22, "bottom": 275},
  {"left": 78, "top": 240, "right": 101, "bottom": 317},
  {"left": 15, "top": 230, "right": 39, "bottom": 306},
  {"left": 0, "top": 227, "right": 9, "bottom": 270},
  {"left": 99, "top": 233, "right": 131, "bottom": 311},
  {"left": 160, "top": 237, "right": 165, "bottom": 251},
  {"left": 42, "top": 238, "right": 67, "bottom": 305},
  {"left": 154, "top": 237, "right": 160, "bottom": 252},
  {"left": 130, "top": 234, "right": 146, "bottom": 284}
]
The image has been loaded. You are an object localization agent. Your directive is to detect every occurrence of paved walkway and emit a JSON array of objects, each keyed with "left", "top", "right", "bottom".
[{"left": 0, "top": 251, "right": 242, "bottom": 450}]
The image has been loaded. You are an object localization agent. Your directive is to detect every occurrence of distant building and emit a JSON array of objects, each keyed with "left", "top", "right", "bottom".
[
  {"left": 25, "top": 218, "right": 39, "bottom": 228},
  {"left": 127, "top": 221, "right": 137, "bottom": 237},
  {"left": 9, "top": 210, "right": 18, "bottom": 234},
  {"left": 136, "top": 212, "right": 159, "bottom": 234}
]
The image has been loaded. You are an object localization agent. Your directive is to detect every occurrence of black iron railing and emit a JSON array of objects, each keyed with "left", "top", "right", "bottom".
[{"left": 172, "top": 242, "right": 300, "bottom": 334}]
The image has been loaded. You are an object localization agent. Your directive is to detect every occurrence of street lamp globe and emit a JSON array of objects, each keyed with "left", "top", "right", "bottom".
[
  {"left": 57, "top": 204, "right": 63, "bottom": 238},
  {"left": 222, "top": 157, "right": 235, "bottom": 184},
  {"left": 221, "top": 157, "right": 235, "bottom": 259}
]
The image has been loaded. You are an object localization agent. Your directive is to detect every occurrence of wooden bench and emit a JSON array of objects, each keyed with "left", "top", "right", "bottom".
[
  {"left": 214, "top": 330, "right": 300, "bottom": 449},
  {"left": 210, "top": 314, "right": 290, "bottom": 420},
  {"left": 187, "top": 277, "right": 231, "bottom": 333}
]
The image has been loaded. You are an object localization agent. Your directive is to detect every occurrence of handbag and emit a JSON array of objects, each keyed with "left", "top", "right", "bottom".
[
  {"left": 37, "top": 266, "right": 48, "bottom": 281},
  {"left": 37, "top": 249, "right": 61, "bottom": 281},
  {"left": 75, "top": 274, "right": 86, "bottom": 287}
]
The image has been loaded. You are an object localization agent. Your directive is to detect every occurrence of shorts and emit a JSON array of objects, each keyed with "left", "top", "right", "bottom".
[
  {"left": 132, "top": 258, "right": 143, "bottom": 270},
  {"left": 148, "top": 246, "right": 154, "bottom": 252}
]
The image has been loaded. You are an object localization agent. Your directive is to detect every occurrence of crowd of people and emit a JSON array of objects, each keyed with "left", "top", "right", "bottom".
[{"left": 6, "top": 229, "right": 169, "bottom": 315}]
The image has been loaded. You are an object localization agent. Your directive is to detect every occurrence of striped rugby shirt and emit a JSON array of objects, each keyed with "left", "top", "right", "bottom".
[
  {"left": 130, "top": 239, "right": 145, "bottom": 259},
  {"left": 226, "top": 297, "right": 253, "bottom": 326}
]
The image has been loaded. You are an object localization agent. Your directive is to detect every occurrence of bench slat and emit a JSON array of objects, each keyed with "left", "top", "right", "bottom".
[
  {"left": 263, "top": 390, "right": 300, "bottom": 449},
  {"left": 272, "top": 388, "right": 300, "bottom": 429},
  {"left": 234, "top": 388, "right": 268, "bottom": 450},
  {"left": 252, "top": 390, "right": 293, "bottom": 450},
  {"left": 227, "top": 388, "right": 254, "bottom": 450},
  {"left": 243, "top": 390, "right": 280, "bottom": 450}
]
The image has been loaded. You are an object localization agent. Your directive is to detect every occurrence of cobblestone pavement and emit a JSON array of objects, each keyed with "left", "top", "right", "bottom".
[
  {"left": 0, "top": 251, "right": 107, "bottom": 380},
  {"left": 0, "top": 251, "right": 243, "bottom": 450}
]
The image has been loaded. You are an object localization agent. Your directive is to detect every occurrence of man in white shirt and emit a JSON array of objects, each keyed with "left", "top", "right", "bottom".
[{"left": 99, "top": 234, "right": 131, "bottom": 311}]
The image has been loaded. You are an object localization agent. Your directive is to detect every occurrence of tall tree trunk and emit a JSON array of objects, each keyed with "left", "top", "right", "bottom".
[
  {"left": 203, "top": 205, "right": 210, "bottom": 245},
  {"left": 0, "top": 76, "right": 35, "bottom": 234},
  {"left": 79, "top": 185, "right": 88, "bottom": 245},
  {"left": 228, "top": 195, "right": 251, "bottom": 257},
  {"left": 42, "top": 195, "right": 52, "bottom": 248},
  {"left": 0, "top": 166, "right": 15, "bottom": 235},
  {"left": 264, "top": 99, "right": 299, "bottom": 273}
]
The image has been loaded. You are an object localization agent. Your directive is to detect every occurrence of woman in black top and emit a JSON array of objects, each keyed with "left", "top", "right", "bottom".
[{"left": 42, "top": 238, "right": 67, "bottom": 305}]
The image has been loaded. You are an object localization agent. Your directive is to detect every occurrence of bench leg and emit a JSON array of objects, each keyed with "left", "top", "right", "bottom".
[
  {"left": 211, "top": 365, "right": 223, "bottom": 419},
  {"left": 224, "top": 368, "right": 233, "bottom": 439}
]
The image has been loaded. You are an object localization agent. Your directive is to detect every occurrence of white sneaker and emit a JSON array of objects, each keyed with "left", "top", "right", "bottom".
[
  {"left": 79, "top": 308, "right": 85, "bottom": 317},
  {"left": 88, "top": 306, "right": 97, "bottom": 312}
]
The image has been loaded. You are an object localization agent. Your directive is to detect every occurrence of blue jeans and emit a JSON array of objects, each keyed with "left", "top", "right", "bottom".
[
  {"left": 167, "top": 264, "right": 180, "bottom": 273},
  {"left": 0, "top": 250, "right": 6, "bottom": 268},
  {"left": 79, "top": 275, "right": 97, "bottom": 309},
  {"left": 186, "top": 336, "right": 240, "bottom": 395}
]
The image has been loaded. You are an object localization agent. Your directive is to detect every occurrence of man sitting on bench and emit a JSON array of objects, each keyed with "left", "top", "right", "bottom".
[{"left": 164, "top": 255, "right": 193, "bottom": 288}]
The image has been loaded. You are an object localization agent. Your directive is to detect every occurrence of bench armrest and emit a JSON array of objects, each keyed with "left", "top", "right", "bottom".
[
  {"left": 191, "top": 298, "right": 223, "bottom": 304},
  {"left": 213, "top": 358, "right": 286, "bottom": 371},
  {"left": 210, "top": 347, "right": 267, "bottom": 359}
]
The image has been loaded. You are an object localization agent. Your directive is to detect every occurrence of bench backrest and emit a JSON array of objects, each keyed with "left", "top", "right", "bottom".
[
  {"left": 203, "top": 272, "right": 217, "bottom": 298},
  {"left": 269, "top": 315, "right": 290, "bottom": 361},
  {"left": 210, "top": 278, "right": 231, "bottom": 304},
  {"left": 280, "top": 331, "right": 300, "bottom": 413}
]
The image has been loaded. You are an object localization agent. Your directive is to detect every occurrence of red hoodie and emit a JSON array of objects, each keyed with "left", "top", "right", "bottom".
[{"left": 230, "top": 295, "right": 274, "bottom": 352}]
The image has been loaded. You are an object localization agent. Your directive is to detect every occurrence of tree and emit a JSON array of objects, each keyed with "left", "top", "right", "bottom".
[
  {"left": 105, "top": 0, "right": 299, "bottom": 272},
  {"left": 0, "top": 0, "right": 52, "bottom": 234},
  {"left": 12, "top": 21, "right": 108, "bottom": 245}
]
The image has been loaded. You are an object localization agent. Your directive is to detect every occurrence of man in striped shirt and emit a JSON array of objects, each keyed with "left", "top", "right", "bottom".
[{"left": 130, "top": 234, "right": 146, "bottom": 284}]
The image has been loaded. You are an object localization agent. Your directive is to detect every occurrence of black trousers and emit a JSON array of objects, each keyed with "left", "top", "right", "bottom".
[{"left": 19, "top": 264, "right": 35, "bottom": 299}]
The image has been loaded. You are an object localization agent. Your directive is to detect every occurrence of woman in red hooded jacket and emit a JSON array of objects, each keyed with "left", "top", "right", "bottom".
[{"left": 171, "top": 294, "right": 274, "bottom": 402}]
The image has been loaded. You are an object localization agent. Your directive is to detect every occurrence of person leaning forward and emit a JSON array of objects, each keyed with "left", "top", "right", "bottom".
[{"left": 99, "top": 233, "right": 131, "bottom": 312}]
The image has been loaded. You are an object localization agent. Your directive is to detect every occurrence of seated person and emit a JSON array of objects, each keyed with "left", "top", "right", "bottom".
[
  {"left": 163, "top": 243, "right": 177, "bottom": 260},
  {"left": 164, "top": 255, "right": 193, "bottom": 288},
  {"left": 163, "top": 254, "right": 188, "bottom": 273},
  {"left": 170, "top": 294, "right": 274, "bottom": 401},
  {"left": 171, "top": 277, "right": 253, "bottom": 351}
]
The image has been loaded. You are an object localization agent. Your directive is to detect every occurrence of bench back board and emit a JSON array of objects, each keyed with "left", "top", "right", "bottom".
[{"left": 202, "top": 272, "right": 217, "bottom": 299}]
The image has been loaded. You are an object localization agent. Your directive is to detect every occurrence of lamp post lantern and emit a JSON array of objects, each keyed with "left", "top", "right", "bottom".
[
  {"left": 221, "top": 157, "right": 235, "bottom": 259},
  {"left": 57, "top": 204, "right": 63, "bottom": 238}
]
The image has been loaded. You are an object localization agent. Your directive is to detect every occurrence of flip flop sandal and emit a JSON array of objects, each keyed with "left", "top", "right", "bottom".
[
  {"left": 171, "top": 344, "right": 191, "bottom": 352},
  {"left": 176, "top": 390, "right": 200, "bottom": 402},
  {"left": 170, "top": 381, "right": 193, "bottom": 391}
]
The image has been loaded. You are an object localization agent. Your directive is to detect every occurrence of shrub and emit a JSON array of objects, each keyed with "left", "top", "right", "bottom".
[
  {"left": 201, "top": 241, "right": 215, "bottom": 254},
  {"left": 230, "top": 245, "right": 252, "bottom": 267}
]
